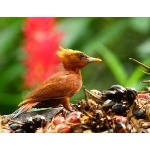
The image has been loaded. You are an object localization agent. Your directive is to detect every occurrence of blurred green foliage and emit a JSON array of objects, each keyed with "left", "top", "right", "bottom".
[{"left": 1, "top": 17, "right": 150, "bottom": 115}]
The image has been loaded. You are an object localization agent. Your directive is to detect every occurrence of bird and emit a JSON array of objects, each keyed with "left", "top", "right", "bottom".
[{"left": 12, "top": 47, "right": 102, "bottom": 118}]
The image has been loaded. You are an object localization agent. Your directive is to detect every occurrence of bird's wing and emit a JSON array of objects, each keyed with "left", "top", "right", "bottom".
[{"left": 19, "top": 71, "right": 82, "bottom": 106}]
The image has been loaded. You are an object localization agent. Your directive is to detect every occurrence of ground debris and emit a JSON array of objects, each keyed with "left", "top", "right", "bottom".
[{"left": 1, "top": 84, "right": 150, "bottom": 133}]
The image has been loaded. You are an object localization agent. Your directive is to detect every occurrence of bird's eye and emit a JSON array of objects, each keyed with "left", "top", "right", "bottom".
[{"left": 78, "top": 53, "right": 85, "bottom": 59}]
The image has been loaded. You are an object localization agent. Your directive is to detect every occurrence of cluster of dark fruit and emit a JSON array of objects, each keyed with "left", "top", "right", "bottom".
[
  {"left": 105, "top": 85, "right": 137, "bottom": 102},
  {"left": 74, "top": 84, "right": 139, "bottom": 133},
  {"left": 8, "top": 115, "right": 47, "bottom": 133},
  {"left": 101, "top": 85, "right": 137, "bottom": 116},
  {"left": 102, "top": 85, "right": 147, "bottom": 121}
]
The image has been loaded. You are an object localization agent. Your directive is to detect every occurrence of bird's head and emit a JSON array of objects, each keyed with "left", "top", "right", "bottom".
[{"left": 57, "top": 47, "right": 102, "bottom": 72}]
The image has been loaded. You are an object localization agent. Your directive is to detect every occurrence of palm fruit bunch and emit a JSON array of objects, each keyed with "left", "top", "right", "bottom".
[{"left": 2, "top": 84, "right": 150, "bottom": 133}]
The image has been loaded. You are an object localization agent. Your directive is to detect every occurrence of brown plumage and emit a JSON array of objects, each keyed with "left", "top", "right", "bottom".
[{"left": 12, "top": 47, "right": 102, "bottom": 118}]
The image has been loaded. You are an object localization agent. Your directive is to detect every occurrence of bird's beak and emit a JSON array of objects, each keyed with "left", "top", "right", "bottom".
[{"left": 87, "top": 57, "right": 102, "bottom": 63}]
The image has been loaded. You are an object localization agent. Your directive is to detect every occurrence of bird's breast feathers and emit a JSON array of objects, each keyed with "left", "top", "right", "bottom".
[{"left": 25, "top": 71, "right": 82, "bottom": 101}]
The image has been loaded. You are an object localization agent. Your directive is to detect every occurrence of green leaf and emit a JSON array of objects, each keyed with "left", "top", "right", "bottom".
[
  {"left": 129, "top": 17, "right": 150, "bottom": 34},
  {"left": 0, "top": 93, "right": 21, "bottom": 105},
  {"left": 0, "top": 62, "right": 24, "bottom": 91},
  {"left": 0, "top": 20, "right": 23, "bottom": 57},
  {"left": 125, "top": 58, "right": 150, "bottom": 87},
  {"left": 83, "top": 19, "right": 127, "bottom": 55},
  {"left": 96, "top": 44, "right": 127, "bottom": 85},
  {"left": 58, "top": 18, "right": 93, "bottom": 47}
]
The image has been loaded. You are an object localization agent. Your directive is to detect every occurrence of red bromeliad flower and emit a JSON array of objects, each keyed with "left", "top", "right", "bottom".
[{"left": 23, "top": 17, "right": 63, "bottom": 89}]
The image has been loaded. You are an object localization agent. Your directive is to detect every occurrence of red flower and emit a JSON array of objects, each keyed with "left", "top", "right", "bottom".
[{"left": 23, "top": 17, "right": 63, "bottom": 88}]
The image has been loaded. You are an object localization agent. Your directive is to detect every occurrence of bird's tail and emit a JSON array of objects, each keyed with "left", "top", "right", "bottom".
[{"left": 12, "top": 102, "right": 39, "bottom": 119}]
